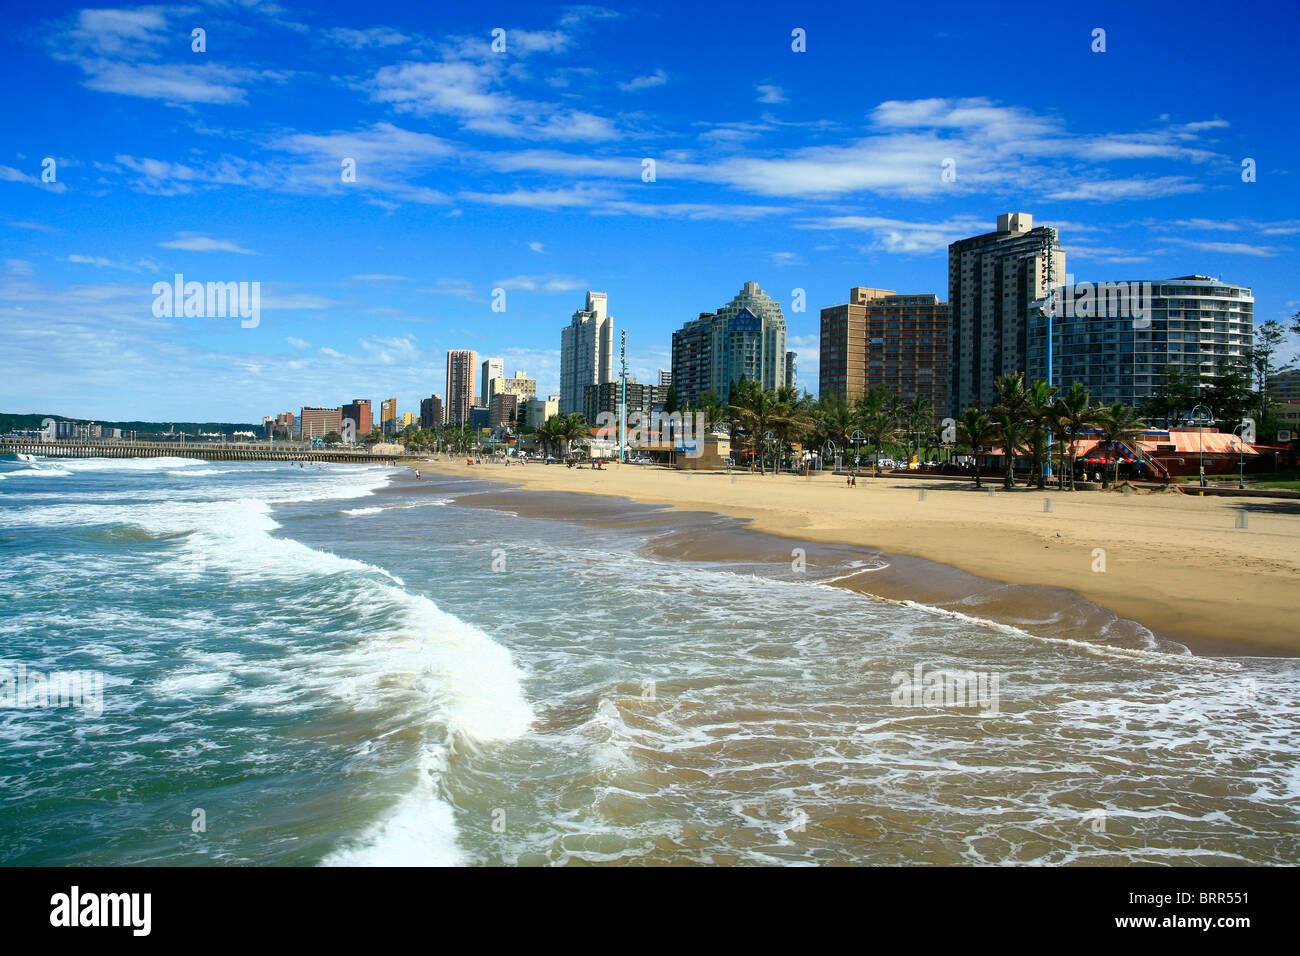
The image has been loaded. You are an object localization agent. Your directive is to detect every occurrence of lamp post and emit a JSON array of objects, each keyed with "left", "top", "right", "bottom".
[
  {"left": 850, "top": 429, "right": 864, "bottom": 476},
  {"left": 1191, "top": 403, "right": 1213, "bottom": 488},
  {"left": 1232, "top": 423, "right": 1247, "bottom": 489},
  {"left": 824, "top": 440, "right": 837, "bottom": 475}
]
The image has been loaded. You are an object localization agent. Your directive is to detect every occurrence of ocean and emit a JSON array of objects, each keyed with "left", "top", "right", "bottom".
[{"left": 1, "top": 455, "right": 1297, "bottom": 865}]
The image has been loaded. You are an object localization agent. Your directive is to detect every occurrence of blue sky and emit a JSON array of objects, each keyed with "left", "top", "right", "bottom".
[{"left": 2, "top": 0, "right": 1298, "bottom": 423}]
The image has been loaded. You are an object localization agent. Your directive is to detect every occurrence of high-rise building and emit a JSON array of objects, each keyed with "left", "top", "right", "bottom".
[
  {"left": 445, "top": 350, "right": 478, "bottom": 425},
  {"left": 670, "top": 281, "right": 789, "bottom": 407},
  {"left": 1268, "top": 368, "right": 1300, "bottom": 403},
  {"left": 488, "top": 393, "right": 519, "bottom": 428},
  {"left": 560, "top": 291, "right": 614, "bottom": 414},
  {"left": 273, "top": 412, "right": 294, "bottom": 439},
  {"left": 1026, "top": 275, "right": 1253, "bottom": 410},
  {"left": 402, "top": 412, "right": 418, "bottom": 427},
  {"left": 785, "top": 352, "right": 797, "bottom": 391},
  {"left": 820, "top": 288, "right": 951, "bottom": 417},
  {"left": 340, "top": 399, "right": 373, "bottom": 437},
  {"left": 380, "top": 398, "right": 398, "bottom": 435},
  {"left": 584, "top": 380, "right": 668, "bottom": 427},
  {"left": 480, "top": 357, "right": 503, "bottom": 408},
  {"left": 671, "top": 313, "right": 714, "bottom": 409},
  {"left": 419, "top": 394, "right": 444, "bottom": 429},
  {"left": 487, "top": 369, "right": 537, "bottom": 404},
  {"left": 519, "top": 395, "right": 560, "bottom": 430},
  {"left": 299, "top": 406, "right": 342, "bottom": 439},
  {"left": 949, "top": 213, "right": 1066, "bottom": 412},
  {"left": 658, "top": 369, "right": 673, "bottom": 388}
]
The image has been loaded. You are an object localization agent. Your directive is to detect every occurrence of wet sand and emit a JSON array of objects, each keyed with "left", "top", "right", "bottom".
[{"left": 393, "top": 461, "right": 1300, "bottom": 657}]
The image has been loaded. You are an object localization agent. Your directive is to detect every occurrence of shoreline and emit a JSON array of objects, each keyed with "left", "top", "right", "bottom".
[{"left": 400, "top": 458, "right": 1300, "bottom": 658}]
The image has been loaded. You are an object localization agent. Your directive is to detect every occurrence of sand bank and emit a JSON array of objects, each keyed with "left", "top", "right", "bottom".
[{"left": 404, "top": 459, "right": 1300, "bottom": 655}]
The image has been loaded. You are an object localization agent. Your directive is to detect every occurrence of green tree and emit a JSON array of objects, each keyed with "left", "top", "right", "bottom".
[
  {"left": 770, "top": 384, "right": 812, "bottom": 474},
  {"left": 1140, "top": 368, "right": 1200, "bottom": 430},
  {"left": 1252, "top": 319, "right": 1290, "bottom": 422},
  {"left": 992, "top": 373, "right": 1031, "bottom": 489},
  {"left": 1205, "top": 362, "right": 1254, "bottom": 429},
  {"left": 1051, "top": 383, "right": 1100, "bottom": 491},
  {"left": 1024, "top": 379, "right": 1058, "bottom": 489},
  {"left": 813, "top": 393, "right": 855, "bottom": 459},
  {"left": 694, "top": 390, "right": 727, "bottom": 433},
  {"left": 954, "top": 408, "right": 997, "bottom": 489},
  {"left": 728, "top": 379, "right": 779, "bottom": 474},
  {"left": 1095, "top": 403, "right": 1146, "bottom": 486}
]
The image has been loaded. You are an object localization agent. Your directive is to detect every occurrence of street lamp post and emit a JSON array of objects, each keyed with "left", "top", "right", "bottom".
[
  {"left": 1232, "top": 423, "right": 1247, "bottom": 489},
  {"left": 1191, "top": 403, "right": 1213, "bottom": 488},
  {"left": 850, "top": 429, "right": 864, "bottom": 476}
]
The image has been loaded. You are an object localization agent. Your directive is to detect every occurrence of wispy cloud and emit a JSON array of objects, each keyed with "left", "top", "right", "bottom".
[
  {"left": 619, "top": 69, "right": 668, "bottom": 92},
  {"left": 492, "top": 274, "right": 588, "bottom": 293},
  {"left": 158, "top": 234, "right": 257, "bottom": 254}
]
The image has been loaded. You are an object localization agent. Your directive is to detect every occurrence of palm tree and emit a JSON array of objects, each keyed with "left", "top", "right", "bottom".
[
  {"left": 954, "top": 408, "right": 997, "bottom": 488},
  {"left": 992, "top": 373, "right": 1031, "bottom": 489},
  {"left": 537, "top": 415, "right": 564, "bottom": 459},
  {"left": 855, "top": 385, "right": 898, "bottom": 475},
  {"left": 558, "top": 412, "right": 590, "bottom": 459},
  {"left": 728, "top": 380, "right": 778, "bottom": 474},
  {"left": 902, "top": 395, "right": 934, "bottom": 463},
  {"left": 814, "top": 393, "right": 854, "bottom": 453},
  {"left": 860, "top": 408, "right": 899, "bottom": 477},
  {"left": 1095, "top": 403, "right": 1146, "bottom": 486},
  {"left": 1024, "top": 379, "right": 1058, "bottom": 489},
  {"left": 770, "top": 384, "right": 813, "bottom": 474},
  {"left": 694, "top": 390, "right": 728, "bottom": 434},
  {"left": 1051, "top": 383, "right": 1099, "bottom": 491}
]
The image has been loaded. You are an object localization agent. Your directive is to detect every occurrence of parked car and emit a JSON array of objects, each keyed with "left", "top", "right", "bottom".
[{"left": 875, "top": 457, "right": 896, "bottom": 470}]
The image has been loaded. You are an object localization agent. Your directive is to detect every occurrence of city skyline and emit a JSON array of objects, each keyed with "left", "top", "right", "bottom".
[{"left": 3, "top": 0, "right": 1299, "bottom": 423}]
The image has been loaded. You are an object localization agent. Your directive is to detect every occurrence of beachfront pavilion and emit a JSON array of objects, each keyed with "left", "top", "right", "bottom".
[{"left": 978, "top": 427, "right": 1268, "bottom": 482}]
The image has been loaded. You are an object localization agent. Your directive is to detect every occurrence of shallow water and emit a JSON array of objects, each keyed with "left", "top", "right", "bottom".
[{"left": 1, "top": 457, "right": 1296, "bottom": 865}]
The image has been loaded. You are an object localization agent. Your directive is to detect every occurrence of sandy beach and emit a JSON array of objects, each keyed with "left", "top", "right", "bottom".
[{"left": 409, "top": 459, "right": 1300, "bottom": 656}]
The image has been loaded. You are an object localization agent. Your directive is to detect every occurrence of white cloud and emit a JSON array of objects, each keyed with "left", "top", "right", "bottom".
[
  {"left": 796, "top": 215, "right": 991, "bottom": 254},
  {"left": 492, "top": 274, "right": 588, "bottom": 293},
  {"left": 1166, "top": 237, "right": 1278, "bottom": 258},
  {"left": 756, "top": 84, "right": 787, "bottom": 104},
  {"left": 67, "top": 254, "right": 139, "bottom": 270},
  {"left": 158, "top": 234, "right": 257, "bottom": 254},
  {"left": 1046, "top": 176, "right": 1201, "bottom": 201},
  {"left": 619, "top": 69, "right": 668, "bottom": 92},
  {"left": 0, "top": 164, "right": 68, "bottom": 193}
]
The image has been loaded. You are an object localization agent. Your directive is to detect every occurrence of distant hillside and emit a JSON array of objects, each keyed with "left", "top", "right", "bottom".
[{"left": 1, "top": 412, "right": 262, "bottom": 435}]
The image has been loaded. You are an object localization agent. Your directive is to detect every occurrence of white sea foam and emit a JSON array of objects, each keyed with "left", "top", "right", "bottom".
[{"left": 321, "top": 746, "right": 465, "bottom": 866}]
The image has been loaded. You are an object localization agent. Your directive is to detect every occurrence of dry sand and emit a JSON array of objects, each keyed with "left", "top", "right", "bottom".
[{"left": 411, "top": 459, "right": 1300, "bottom": 655}]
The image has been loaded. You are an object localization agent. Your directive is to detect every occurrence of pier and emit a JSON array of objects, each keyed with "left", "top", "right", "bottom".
[{"left": 1, "top": 437, "right": 417, "bottom": 464}]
